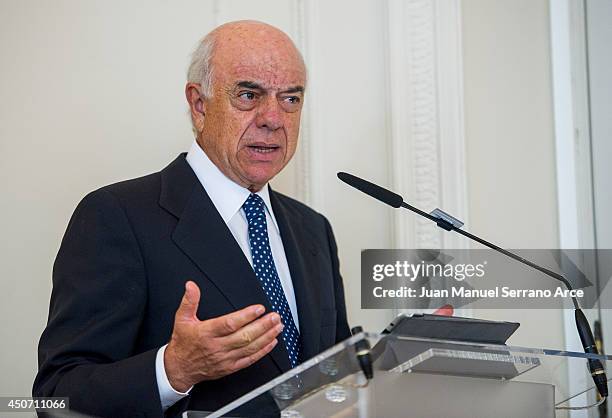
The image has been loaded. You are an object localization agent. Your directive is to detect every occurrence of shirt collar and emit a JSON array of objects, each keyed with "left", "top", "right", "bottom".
[{"left": 185, "top": 140, "right": 280, "bottom": 233}]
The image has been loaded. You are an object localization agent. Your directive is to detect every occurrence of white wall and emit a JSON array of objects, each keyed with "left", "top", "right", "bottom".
[
  {"left": 462, "top": 0, "right": 565, "bottom": 350},
  {"left": 0, "top": 0, "right": 566, "bottom": 399},
  {"left": 0, "top": 0, "right": 215, "bottom": 398},
  {"left": 585, "top": 0, "right": 612, "bottom": 373}
]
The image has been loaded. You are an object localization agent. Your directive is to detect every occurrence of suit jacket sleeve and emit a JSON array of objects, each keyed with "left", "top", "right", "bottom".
[
  {"left": 33, "top": 189, "right": 164, "bottom": 418},
  {"left": 322, "top": 216, "right": 352, "bottom": 343}
]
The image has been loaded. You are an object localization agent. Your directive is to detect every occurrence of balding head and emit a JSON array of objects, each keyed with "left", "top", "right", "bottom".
[
  {"left": 188, "top": 20, "right": 306, "bottom": 98},
  {"left": 185, "top": 21, "right": 307, "bottom": 192}
]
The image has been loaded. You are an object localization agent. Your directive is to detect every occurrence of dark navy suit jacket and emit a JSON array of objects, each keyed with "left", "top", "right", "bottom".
[{"left": 33, "top": 154, "right": 351, "bottom": 417}]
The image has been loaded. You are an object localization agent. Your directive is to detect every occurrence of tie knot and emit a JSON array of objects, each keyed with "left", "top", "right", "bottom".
[{"left": 243, "top": 193, "right": 266, "bottom": 223}]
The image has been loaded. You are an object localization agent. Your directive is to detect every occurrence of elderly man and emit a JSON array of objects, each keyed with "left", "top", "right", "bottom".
[{"left": 34, "top": 21, "right": 350, "bottom": 418}]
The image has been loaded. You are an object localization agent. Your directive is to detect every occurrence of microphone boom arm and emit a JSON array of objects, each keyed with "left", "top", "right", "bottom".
[
  {"left": 401, "top": 201, "right": 579, "bottom": 309},
  {"left": 338, "top": 171, "right": 608, "bottom": 399}
]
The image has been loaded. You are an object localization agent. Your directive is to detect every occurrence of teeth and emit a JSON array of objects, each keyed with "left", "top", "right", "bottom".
[{"left": 251, "top": 146, "right": 277, "bottom": 153}]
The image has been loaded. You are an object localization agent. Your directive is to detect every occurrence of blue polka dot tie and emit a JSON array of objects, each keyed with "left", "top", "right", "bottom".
[{"left": 242, "top": 193, "right": 302, "bottom": 368}]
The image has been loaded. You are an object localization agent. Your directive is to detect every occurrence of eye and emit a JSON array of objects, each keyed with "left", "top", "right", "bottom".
[
  {"left": 238, "top": 91, "right": 256, "bottom": 100},
  {"left": 279, "top": 95, "right": 302, "bottom": 113},
  {"left": 284, "top": 96, "right": 300, "bottom": 104}
]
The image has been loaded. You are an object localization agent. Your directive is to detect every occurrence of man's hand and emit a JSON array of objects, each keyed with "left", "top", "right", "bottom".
[
  {"left": 433, "top": 304, "right": 454, "bottom": 316},
  {"left": 164, "top": 281, "right": 283, "bottom": 392}
]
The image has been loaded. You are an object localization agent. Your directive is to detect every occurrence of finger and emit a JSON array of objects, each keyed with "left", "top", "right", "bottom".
[
  {"left": 226, "top": 319, "right": 284, "bottom": 357},
  {"left": 224, "top": 312, "right": 281, "bottom": 349},
  {"left": 208, "top": 304, "right": 266, "bottom": 337},
  {"left": 231, "top": 322, "right": 283, "bottom": 359},
  {"left": 433, "top": 304, "right": 454, "bottom": 316},
  {"left": 231, "top": 338, "right": 279, "bottom": 372},
  {"left": 175, "top": 281, "right": 201, "bottom": 322}
]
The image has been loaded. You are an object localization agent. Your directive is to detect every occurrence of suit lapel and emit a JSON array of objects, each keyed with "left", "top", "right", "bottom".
[
  {"left": 269, "top": 190, "right": 322, "bottom": 361},
  {"left": 159, "top": 155, "right": 292, "bottom": 373}
]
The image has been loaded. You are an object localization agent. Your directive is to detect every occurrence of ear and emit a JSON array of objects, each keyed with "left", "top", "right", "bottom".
[{"left": 185, "top": 83, "right": 206, "bottom": 130}]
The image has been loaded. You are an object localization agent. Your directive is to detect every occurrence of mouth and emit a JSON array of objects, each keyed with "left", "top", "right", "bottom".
[{"left": 246, "top": 143, "right": 281, "bottom": 154}]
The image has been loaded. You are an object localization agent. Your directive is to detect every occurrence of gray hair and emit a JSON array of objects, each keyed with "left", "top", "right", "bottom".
[{"left": 187, "top": 32, "right": 217, "bottom": 98}]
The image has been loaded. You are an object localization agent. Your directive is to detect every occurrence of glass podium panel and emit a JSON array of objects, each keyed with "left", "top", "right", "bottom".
[{"left": 184, "top": 333, "right": 612, "bottom": 418}]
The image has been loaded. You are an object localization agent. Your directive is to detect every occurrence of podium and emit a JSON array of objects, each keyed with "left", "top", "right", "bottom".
[{"left": 184, "top": 332, "right": 611, "bottom": 418}]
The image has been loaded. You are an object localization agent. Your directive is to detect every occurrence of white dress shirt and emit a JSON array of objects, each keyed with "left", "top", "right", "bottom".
[{"left": 155, "top": 141, "right": 300, "bottom": 411}]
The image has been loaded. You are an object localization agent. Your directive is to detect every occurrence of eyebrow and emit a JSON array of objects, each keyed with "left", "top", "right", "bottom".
[
  {"left": 236, "top": 81, "right": 263, "bottom": 90},
  {"left": 283, "top": 86, "right": 305, "bottom": 94},
  {"left": 236, "top": 81, "right": 304, "bottom": 94}
]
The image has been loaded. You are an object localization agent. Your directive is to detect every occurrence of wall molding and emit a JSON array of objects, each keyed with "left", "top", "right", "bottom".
[
  {"left": 384, "top": 0, "right": 469, "bottom": 314},
  {"left": 385, "top": 0, "right": 469, "bottom": 251},
  {"left": 434, "top": 0, "right": 469, "bottom": 250},
  {"left": 550, "top": 0, "right": 596, "bottom": 408},
  {"left": 550, "top": 0, "right": 595, "bottom": 251},
  {"left": 291, "top": 0, "right": 318, "bottom": 207}
]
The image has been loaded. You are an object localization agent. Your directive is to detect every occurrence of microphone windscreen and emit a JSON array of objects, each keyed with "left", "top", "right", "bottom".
[{"left": 337, "top": 172, "right": 403, "bottom": 208}]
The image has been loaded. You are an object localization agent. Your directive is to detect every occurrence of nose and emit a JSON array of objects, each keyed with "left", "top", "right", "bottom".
[{"left": 255, "top": 96, "right": 283, "bottom": 131}]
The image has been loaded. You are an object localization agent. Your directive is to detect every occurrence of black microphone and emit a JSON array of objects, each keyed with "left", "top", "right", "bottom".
[
  {"left": 337, "top": 172, "right": 403, "bottom": 208},
  {"left": 337, "top": 171, "right": 608, "bottom": 399},
  {"left": 351, "top": 326, "right": 374, "bottom": 380}
]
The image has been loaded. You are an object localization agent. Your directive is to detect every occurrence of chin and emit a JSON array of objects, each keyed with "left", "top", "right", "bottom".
[{"left": 244, "top": 166, "right": 281, "bottom": 185}]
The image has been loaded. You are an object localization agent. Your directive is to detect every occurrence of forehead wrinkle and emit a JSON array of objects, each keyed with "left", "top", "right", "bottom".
[
  {"left": 214, "top": 35, "right": 301, "bottom": 64},
  {"left": 228, "top": 64, "right": 304, "bottom": 91},
  {"left": 210, "top": 27, "right": 306, "bottom": 91}
]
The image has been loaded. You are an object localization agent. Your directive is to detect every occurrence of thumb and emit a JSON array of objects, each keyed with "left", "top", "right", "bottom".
[{"left": 175, "top": 281, "right": 201, "bottom": 322}]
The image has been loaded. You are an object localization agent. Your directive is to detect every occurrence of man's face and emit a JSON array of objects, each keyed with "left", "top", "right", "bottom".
[{"left": 188, "top": 27, "right": 306, "bottom": 192}]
